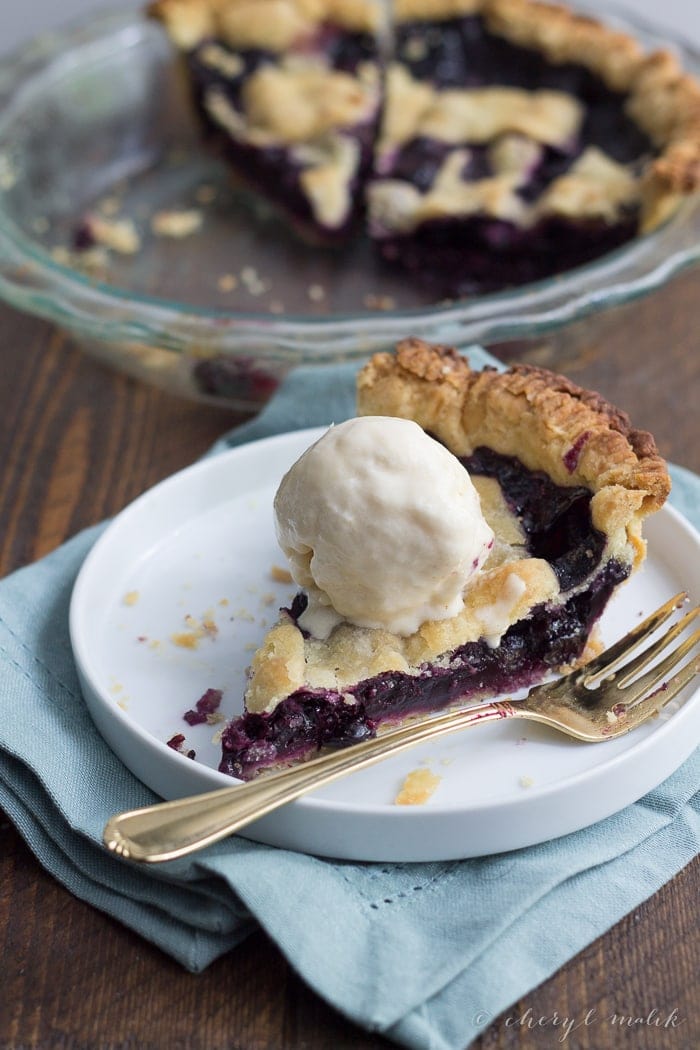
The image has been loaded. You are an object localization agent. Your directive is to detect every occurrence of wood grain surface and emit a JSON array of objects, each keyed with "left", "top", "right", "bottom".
[{"left": 1, "top": 271, "right": 698, "bottom": 1050}]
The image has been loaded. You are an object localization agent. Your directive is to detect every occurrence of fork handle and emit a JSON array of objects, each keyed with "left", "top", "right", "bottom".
[{"left": 104, "top": 701, "right": 517, "bottom": 863}]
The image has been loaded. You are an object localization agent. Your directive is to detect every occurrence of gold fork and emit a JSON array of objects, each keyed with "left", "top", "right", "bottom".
[{"left": 104, "top": 592, "right": 700, "bottom": 864}]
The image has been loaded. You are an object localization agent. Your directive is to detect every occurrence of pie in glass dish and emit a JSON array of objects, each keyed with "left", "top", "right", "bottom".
[
  {"left": 367, "top": 0, "right": 700, "bottom": 294},
  {"left": 149, "top": 0, "right": 386, "bottom": 241},
  {"left": 218, "top": 339, "right": 671, "bottom": 780},
  {"left": 150, "top": 0, "right": 700, "bottom": 293}
]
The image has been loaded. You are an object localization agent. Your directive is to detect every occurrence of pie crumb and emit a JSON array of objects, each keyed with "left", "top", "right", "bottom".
[
  {"left": 87, "top": 215, "right": 140, "bottom": 254},
  {"left": 217, "top": 272, "right": 238, "bottom": 292},
  {"left": 170, "top": 631, "right": 201, "bottom": 649},
  {"left": 307, "top": 283, "right": 326, "bottom": 302},
  {"left": 151, "top": 209, "right": 203, "bottom": 238},
  {"left": 271, "top": 564, "right": 293, "bottom": 584},
  {"left": 395, "top": 768, "right": 442, "bottom": 806}
]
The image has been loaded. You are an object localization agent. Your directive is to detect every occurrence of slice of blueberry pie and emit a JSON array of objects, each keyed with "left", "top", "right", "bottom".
[
  {"left": 218, "top": 339, "right": 670, "bottom": 779},
  {"left": 367, "top": 0, "right": 700, "bottom": 294},
  {"left": 150, "top": 0, "right": 385, "bottom": 241}
]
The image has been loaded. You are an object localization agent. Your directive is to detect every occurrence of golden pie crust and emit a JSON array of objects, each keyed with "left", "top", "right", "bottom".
[
  {"left": 244, "top": 339, "right": 670, "bottom": 714},
  {"left": 357, "top": 339, "right": 670, "bottom": 517},
  {"left": 149, "top": 0, "right": 384, "bottom": 52}
]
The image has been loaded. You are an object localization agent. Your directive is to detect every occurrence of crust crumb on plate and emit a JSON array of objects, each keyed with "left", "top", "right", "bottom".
[{"left": 395, "top": 767, "right": 443, "bottom": 805}]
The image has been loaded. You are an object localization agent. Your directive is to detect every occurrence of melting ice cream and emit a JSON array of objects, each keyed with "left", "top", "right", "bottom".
[{"left": 274, "top": 416, "right": 494, "bottom": 638}]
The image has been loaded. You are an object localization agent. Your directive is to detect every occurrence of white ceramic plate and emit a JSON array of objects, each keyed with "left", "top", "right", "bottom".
[{"left": 70, "top": 428, "right": 700, "bottom": 861}]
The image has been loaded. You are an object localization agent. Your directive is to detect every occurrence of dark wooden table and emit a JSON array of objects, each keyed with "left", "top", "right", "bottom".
[{"left": 1, "top": 273, "right": 698, "bottom": 1049}]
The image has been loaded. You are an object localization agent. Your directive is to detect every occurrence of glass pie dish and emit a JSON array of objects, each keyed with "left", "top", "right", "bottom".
[{"left": 0, "top": 3, "right": 699, "bottom": 413}]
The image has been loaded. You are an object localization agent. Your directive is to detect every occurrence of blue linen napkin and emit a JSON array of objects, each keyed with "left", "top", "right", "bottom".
[{"left": 0, "top": 349, "right": 698, "bottom": 1050}]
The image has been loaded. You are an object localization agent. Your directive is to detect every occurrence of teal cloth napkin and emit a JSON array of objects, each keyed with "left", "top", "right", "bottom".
[{"left": 0, "top": 350, "right": 698, "bottom": 1050}]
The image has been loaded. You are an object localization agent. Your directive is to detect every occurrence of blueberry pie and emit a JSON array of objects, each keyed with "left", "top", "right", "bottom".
[
  {"left": 150, "top": 0, "right": 385, "bottom": 241},
  {"left": 368, "top": 0, "right": 696, "bottom": 294},
  {"left": 151, "top": 0, "right": 700, "bottom": 293},
  {"left": 218, "top": 339, "right": 670, "bottom": 779}
]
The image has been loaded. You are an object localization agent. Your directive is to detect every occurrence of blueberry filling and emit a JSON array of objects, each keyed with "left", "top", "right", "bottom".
[
  {"left": 375, "top": 213, "right": 638, "bottom": 296},
  {"left": 184, "top": 687, "right": 223, "bottom": 726},
  {"left": 188, "top": 28, "right": 376, "bottom": 108},
  {"left": 463, "top": 447, "right": 606, "bottom": 591},
  {"left": 313, "top": 26, "right": 380, "bottom": 73},
  {"left": 213, "top": 126, "right": 376, "bottom": 242},
  {"left": 185, "top": 32, "right": 380, "bottom": 241},
  {"left": 193, "top": 356, "right": 280, "bottom": 405},
  {"left": 375, "top": 14, "right": 653, "bottom": 293},
  {"left": 219, "top": 450, "right": 628, "bottom": 779},
  {"left": 219, "top": 561, "right": 626, "bottom": 779},
  {"left": 397, "top": 14, "right": 649, "bottom": 164}
]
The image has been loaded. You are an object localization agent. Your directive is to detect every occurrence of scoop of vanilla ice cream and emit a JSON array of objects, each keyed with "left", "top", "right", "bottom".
[{"left": 273, "top": 416, "right": 494, "bottom": 639}]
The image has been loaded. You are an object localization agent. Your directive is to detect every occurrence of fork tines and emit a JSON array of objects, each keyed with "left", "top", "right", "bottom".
[{"left": 584, "top": 591, "right": 700, "bottom": 712}]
